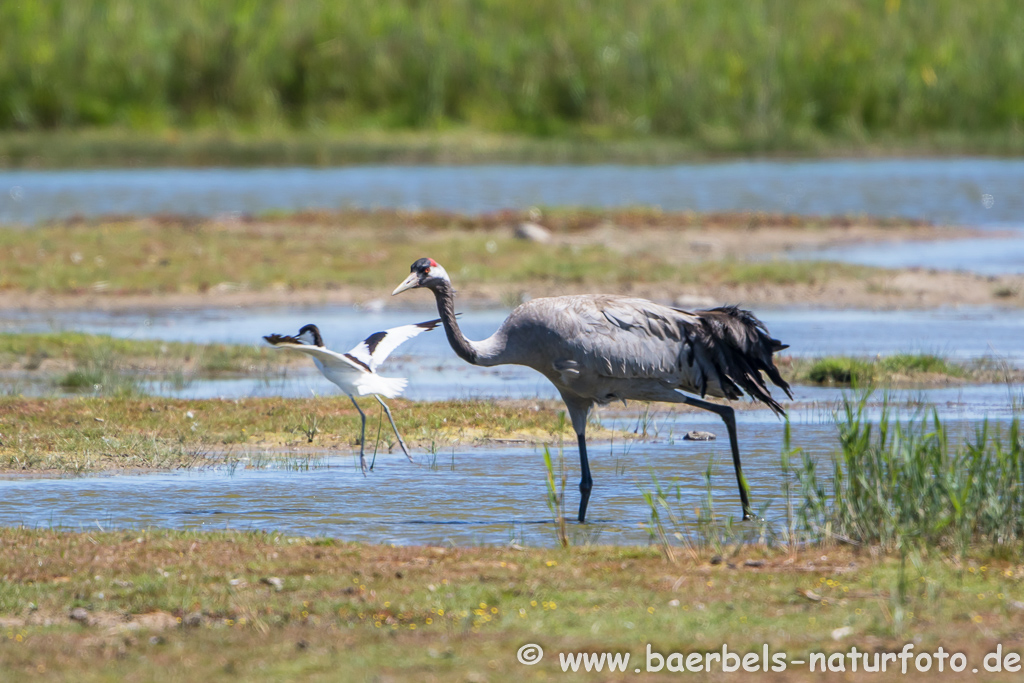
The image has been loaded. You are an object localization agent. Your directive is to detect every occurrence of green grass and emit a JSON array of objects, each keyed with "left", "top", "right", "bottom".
[
  {"left": 0, "top": 395, "right": 590, "bottom": 472},
  {"left": 1, "top": 1, "right": 1023, "bottom": 162},
  {"left": 791, "top": 397, "right": 1024, "bottom": 556},
  {"left": 783, "top": 353, "right": 1006, "bottom": 386},
  {"left": 0, "top": 528, "right": 1021, "bottom": 681},
  {"left": 0, "top": 331, "right": 282, "bottom": 376},
  {"left": 0, "top": 214, "right": 874, "bottom": 295}
]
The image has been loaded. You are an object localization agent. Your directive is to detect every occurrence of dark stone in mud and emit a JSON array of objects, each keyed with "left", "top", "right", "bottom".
[
  {"left": 182, "top": 612, "right": 204, "bottom": 628},
  {"left": 684, "top": 431, "right": 716, "bottom": 441}
]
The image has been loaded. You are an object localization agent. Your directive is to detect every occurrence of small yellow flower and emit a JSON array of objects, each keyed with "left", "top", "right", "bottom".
[
  {"left": 855, "top": 608, "right": 863, "bottom": 615},
  {"left": 479, "top": 602, "right": 487, "bottom": 609},
  {"left": 549, "top": 602, "right": 557, "bottom": 610},
  {"left": 425, "top": 618, "right": 432, "bottom": 624},
  {"left": 374, "top": 621, "right": 382, "bottom": 628},
  {"left": 647, "top": 607, "right": 655, "bottom": 614},
  {"left": 973, "top": 615, "right": 983, "bottom": 623},
  {"left": 384, "top": 601, "right": 391, "bottom": 607},
  {"left": 491, "top": 607, "right": 498, "bottom": 614},
  {"left": 531, "top": 600, "right": 537, "bottom": 607},
  {"left": 409, "top": 624, "right": 416, "bottom": 630},
  {"left": 546, "top": 560, "right": 557, "bottom": 567},
  {"left": 437, "top": 609, "right": 444, "bottom": 616}
]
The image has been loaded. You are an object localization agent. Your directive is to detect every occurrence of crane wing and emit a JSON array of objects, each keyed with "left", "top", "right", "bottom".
[
  {"left": 345, "top": 319, "right": 441, "bottom": 373},
  {"left": 263, "top": 335, "right": 368, "bottom": 373},
  {"left": 563, "top": 296, "right": 692, "bottom": 379},
  {"left": 543, "top": 296, "right": 791, "bottom": 413}
]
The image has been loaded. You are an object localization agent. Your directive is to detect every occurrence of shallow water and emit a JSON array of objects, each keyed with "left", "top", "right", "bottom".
[
  {"left": 792, "top": 231, "right": 1024, "bottom": 275},
  {"left": 5, "top": 302, "right": 1024, "bottom": 358},
  {"left": 2, "top": 298, "right": 1020, "bottom": 545},
  {"left": 3, "top": 159, "right": 1023, "bottom": 228},
  {"left": 0, "top": 407, "right": 1014, "bottom": 547}
]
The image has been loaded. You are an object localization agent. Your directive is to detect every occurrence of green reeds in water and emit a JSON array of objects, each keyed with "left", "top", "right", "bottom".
[
  {"left": 799, "top": 394, "right": 1024, "bottom": 556},
  {"left": 639, "top": 393, "right": 1023, "bottom": 559}
]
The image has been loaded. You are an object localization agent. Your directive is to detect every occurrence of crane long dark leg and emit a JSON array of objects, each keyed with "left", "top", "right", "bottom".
[
  {"left": 577, "top": 431, "right": 593, "bottom": 523},
  {"left": 374, "top": 395, "right": 412, "bottom": 462},
  {"left": 349, "top": 394, "right": 368, "bottom": 475},
  {"left": 677, "top": 396, "right": 752, "bottom": 520}
]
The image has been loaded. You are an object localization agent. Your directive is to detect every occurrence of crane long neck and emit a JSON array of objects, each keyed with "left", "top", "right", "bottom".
[{"left": 432, "top": 281, "right": 483, "bottom": 365}]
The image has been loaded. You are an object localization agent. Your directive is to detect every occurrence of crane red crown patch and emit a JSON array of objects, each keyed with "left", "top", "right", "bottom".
[{"left": 428, "top": 258, "right": 438, "bottom": 267}]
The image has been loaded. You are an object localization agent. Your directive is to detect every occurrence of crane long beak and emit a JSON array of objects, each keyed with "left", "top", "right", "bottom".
[{"left": 392, "top": 273, "right": 419, "bottom": 296}]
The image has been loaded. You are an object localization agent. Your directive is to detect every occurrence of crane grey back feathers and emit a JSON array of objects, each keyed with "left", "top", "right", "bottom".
[{"left": 478, "top": 295, "right": 791, "bottom": 414}]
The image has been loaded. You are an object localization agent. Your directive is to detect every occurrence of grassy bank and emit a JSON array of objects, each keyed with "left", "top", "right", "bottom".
[
  {"left": 2, "top": 1, "right": 1023, "bottom": 162},
  {"left": 0, "top": 395, "right": 584, "bottom": 473},
  {"left": 6, "top": 129, "right": 1024, "bottom": 169},
  {"left": 0, "top": 331, "right": 282, "bottom": 375},
  {"left": 0, "top": 529, "right": 1022, "bottom": 681},
  {"left": 784, "top": 354, "right": 1022, "bottom": 387},
  {"left": 4, "top": 209, "right": 1019, "bottom": 309},
  {"left": 0, "top": 211, "right": 876, "bottom": 296}
]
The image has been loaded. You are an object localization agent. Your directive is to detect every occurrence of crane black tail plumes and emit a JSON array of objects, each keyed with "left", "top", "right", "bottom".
[{"left": 694, "top": 305, "right": 793, "bottom": 416}]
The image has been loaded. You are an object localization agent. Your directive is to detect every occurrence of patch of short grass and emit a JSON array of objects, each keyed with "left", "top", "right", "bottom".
[
  {"left": 0, "top": 212, "right": 883, "bottom": 296},
  {"left": 0, "top": 395, "right": 591, "bottom": 473},
  {"left": 782, "top": 353, "right": 1001, "bottom": 387},
  {"left": 0, "top": 528, "right": 1021, "bottom": 681},
  {"left": 0, "top": 332, "right": 285, "bottom": 377}
]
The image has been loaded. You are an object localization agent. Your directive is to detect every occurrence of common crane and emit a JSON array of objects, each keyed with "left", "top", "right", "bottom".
[{"left": 393, "top": 258, "right": 791, "bottom": 522}]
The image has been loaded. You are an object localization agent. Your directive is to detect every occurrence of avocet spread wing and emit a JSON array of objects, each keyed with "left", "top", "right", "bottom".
[
  {"left": 345, "top": 319, "right": 441, "bottom": 373},
  {"left": 263, "top": 334, "right": 368, "bottom": 373}
]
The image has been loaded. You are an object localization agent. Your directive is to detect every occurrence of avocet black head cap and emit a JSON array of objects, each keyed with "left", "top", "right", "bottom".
[{"left": 296, "top": 324, "right": 324, "bottom": 346}]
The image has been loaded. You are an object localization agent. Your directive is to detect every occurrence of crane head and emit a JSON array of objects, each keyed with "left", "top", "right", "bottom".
[{"left": 392, "top": 257, "right": 450, "bottom": 295}]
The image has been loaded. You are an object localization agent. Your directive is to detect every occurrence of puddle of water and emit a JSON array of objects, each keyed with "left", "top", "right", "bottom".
[
  {"left": 3, "top": 159, "right": 1023, "bottom": 228},
  {"left": 792, "top": 231, "right": 1024, "bottom": 275}
]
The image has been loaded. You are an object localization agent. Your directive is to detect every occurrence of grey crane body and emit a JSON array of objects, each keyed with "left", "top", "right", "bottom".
[{"left": 394, "top": 258, "right": 792, "bottom": 523}]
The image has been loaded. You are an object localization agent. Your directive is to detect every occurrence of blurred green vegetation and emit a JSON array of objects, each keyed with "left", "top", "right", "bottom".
[{"left": 1, "top": 0, "right": 1022, "bottom": 158}]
